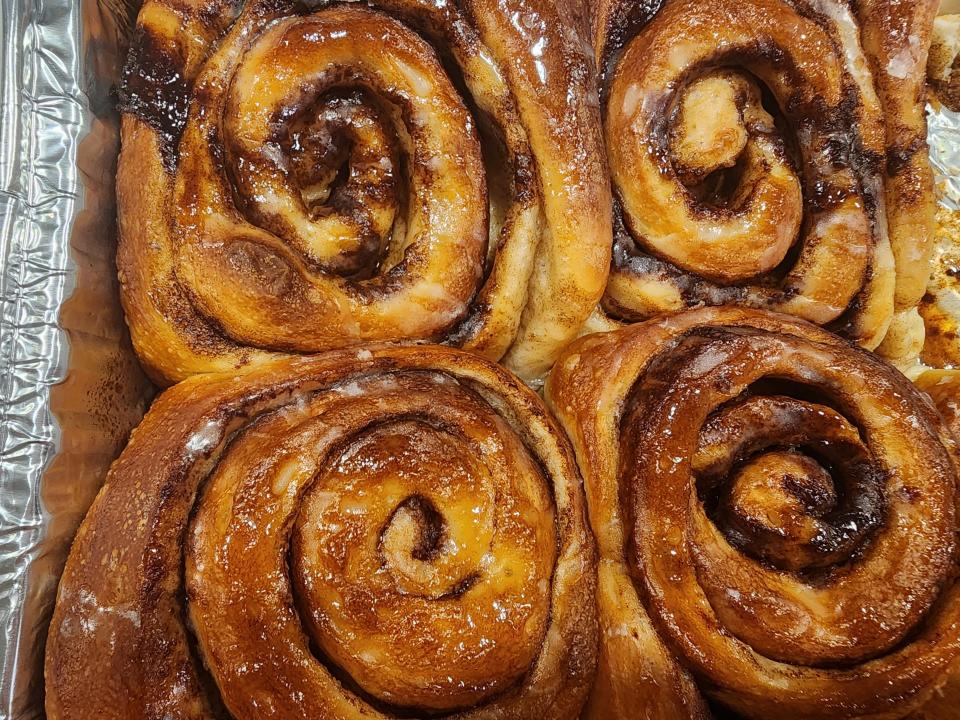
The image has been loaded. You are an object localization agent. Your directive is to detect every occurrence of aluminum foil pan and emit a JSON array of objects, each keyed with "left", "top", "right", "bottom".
[
  {"left": 930, "top": 105, "right": 960, "bottom": 209},
  {"left": 0, "top": 1, "right": 958, "bottom": 718},
  {"left": 0, "top": 0, "right": 152, "bottom": 717}
]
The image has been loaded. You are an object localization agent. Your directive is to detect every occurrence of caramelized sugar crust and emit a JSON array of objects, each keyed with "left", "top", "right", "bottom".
[
  {"left": 546, "top": 306, "right": 960, "bottom": 720},
  {"left": 117, "top": 0, "right": 611, "bottom": 385},
  {"left": 45, "top": 345, "right": 597, "bottom": 720},
  {"left": 592, "top": 0, "right": 938, "bottom": 361}
]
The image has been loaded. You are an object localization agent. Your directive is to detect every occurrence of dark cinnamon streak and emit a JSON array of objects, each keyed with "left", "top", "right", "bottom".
[
  {"left": 598, "top": 0, "right": 665, "bottom": 97},
  {"left": 886, "top": 135, "right": 926, "bottom": 177},
  {"left": 120, "top": 27, "right": 191, "bottom": 173},
  {"left": 606, "top": 15, "right": 885, "bottom": 330}
]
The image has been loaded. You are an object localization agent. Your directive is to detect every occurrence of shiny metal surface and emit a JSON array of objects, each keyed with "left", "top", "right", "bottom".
[
  {"left": 0, "top": 0, "right": 83, "bottom": 716},
  {"left": 930, "top": 104, "right": 960, "bottom": 210},
  {"left": 0, "top": 0, "right": 150, "bottom": 717}
]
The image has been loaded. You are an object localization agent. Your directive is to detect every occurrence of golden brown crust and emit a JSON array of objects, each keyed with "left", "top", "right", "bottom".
[
  {"left": 908, "top": 660, "right": 960, "bottom": 720},
  {"left": 854, "top": 0, "right": 939, "bottom": 312},
  {"left": 118, "top": 0, "right": 611, "bottom": 386},
  {"left": 546, "top": 306, "right": 960, "bottom": 720},
  {"left": 920, "top": 206, "right": 960, "bottom": 368},
  {"left": 916, "top": 369, "right": 960, "bottom": 444},
  {"left": 592, "top": 0, "right": 938, "bottom": 354},
  {"left": 928, "top": 15, "right": 960, "bottom": 111},
  {"left": 44, "top": 345, "right": 597, "bottom": 720}
]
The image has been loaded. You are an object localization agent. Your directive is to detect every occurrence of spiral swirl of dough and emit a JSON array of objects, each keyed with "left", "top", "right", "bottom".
[
  {"left": 45, "top": 346, "right": 597, "bottom": 720},
  {"left": 592, "top": 0, "right": 937, "bottom": 355},
  {"left": 547, "top": 307, "right": 960, "bottom": 719},
  {"left": 118, "top": 0, "right": 610, "bottom": 384}
]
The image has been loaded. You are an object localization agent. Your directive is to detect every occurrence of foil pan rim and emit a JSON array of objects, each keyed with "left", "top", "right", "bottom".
[{"left": 0, "top": 0, "right": 85, "bottom": 716}]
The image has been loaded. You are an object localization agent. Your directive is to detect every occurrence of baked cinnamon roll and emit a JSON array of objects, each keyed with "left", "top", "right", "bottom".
[
  {"left": 593, "top": 0, "right": 938, "bottom": 355},
  {"left": 45, "top": 345, "right": 597, "bottom": 719},
  {"left": 118, "top": 0, "right": 610, "bottom": 385},
  {"left": 546, "top": 307, "right": 960, "bottom": 720}
]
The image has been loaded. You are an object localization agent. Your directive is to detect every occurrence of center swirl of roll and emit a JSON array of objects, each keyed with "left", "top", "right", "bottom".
[
  {"left": 621, "top": 326, "right": 955, "bottom": 673},
  {"left": 175, "top": 5, "right": 491, "bottom": 349},
  {"left": 291, "top": 416, "right": 554, "bottom": 710},
  {"left": 186, "top": 371, "right": 557, "bottom": 715},
  {"left": 694, "top": 394, "right": 885, "bottom": 576},
  {"left": 600, "top": 0, "right": 895, "bottom": 347}
]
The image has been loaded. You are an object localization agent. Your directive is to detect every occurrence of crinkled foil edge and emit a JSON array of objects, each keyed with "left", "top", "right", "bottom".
[
  {"left": 930, "top": 104, "right": 960, "bottom": 210},
  {"left": 0, "top": 0, "right": 83, "bottom": 716},
  {"left": 0, "top": 0, "right": 152, "bottom": 718}
]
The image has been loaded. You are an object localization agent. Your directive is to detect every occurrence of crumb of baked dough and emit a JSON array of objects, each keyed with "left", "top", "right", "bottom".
[
  {"left": 878, "top": 308, "right": 926, "bottom": 379},
  {"left": 919, "top": 205, "right": 960, "bottom": 368},
  {"left": 928, "top": 15, "right": 960, "bottom": 111}
]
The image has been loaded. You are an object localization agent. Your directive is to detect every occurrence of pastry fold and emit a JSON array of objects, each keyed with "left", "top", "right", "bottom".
[
  {"left": 547, "top": 307, "right": 960, "bottom": 720},
  {"left": 117, "top": 0, "right": 610, "bottom": 385},
  {"left": 45, "top": 346, "right": 597, "bottom": 720}
]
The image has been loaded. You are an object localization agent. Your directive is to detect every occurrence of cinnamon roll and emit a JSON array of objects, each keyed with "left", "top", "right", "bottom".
[
  {"left": 45, "top": 345, "right": 597, "bottom": 719},
  {"left": 546, "top": 307, "right": 960, "bottom": 720},
  {"left": 117, "top": 0, "right": 610, "bottom": 385},
  {"left": 594, "top": 0, "right": 938, "bottom": 354}
]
